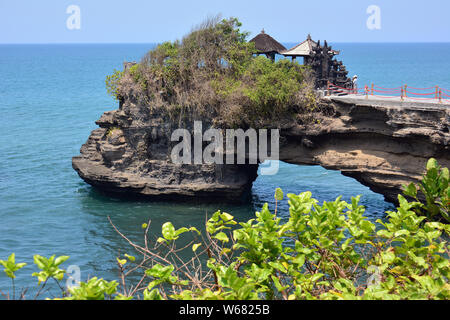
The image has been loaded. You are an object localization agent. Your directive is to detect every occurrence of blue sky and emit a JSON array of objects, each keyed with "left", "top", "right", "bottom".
[{"left": 1, "top": 0, "right": 449, "bottom": 43}]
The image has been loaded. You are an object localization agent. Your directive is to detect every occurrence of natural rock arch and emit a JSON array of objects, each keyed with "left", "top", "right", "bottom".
[{"left": 73, "top": 97, "right": 450, "bottom": 204}]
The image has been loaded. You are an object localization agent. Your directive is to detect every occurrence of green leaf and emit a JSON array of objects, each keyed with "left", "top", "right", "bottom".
[
  {"left": 32, "top": 271, "right": 48, "bottom": 284},
  {"left": 143, "top": 288, "right": 164, "bottom": 300},
  {"left": 124, "top": 254, "right": 136, "bottom": 262},
  {"left": 269, "top": 261, "right": 287, "bottom": 273},
  {"left": 146, "top": 264, "right": 175, "bottom": 280},
  {"left": 394, "top": 230, "right": 410, "bottom": 237},
  {"left": 275, "top": 188, "right": 284, "bottom": 201},
  {"left": 377, "top": 230, "right": 393, "bottom": 238},
  {"left": 441, "top": 167, "right": 449, "bottom": 181},
  {"left": 175, "top": 227, "right": 189, "bottom": 237},
  {"left": 427, "top": 158, "right": 438, "bottom": 171},
  {"left": 292, "top": 255, "right": 305, "bottom": 267},
  {"left": 15, "top": 262, "right": 27, "bottom": 270},
  {"left": 162, "top": 222, "right": 177, "bottom": 240},
  {"left": 360, "top": 220, "right": 375, "bottom": 233},
  {"left": 214, "top": 232, "right": 229, "bottom": 243},
  {"left": 0, "top": 254, "right": 27, "bottom": 279},
  {"left": 271, "top": 275, "right": 288, "bottom": 292},
  {"left": 54, "top": 271, "right": 65, "bottom": 281},
  {"left": 7, "top": 253, "right": 15, "bottom": 265},
  {"left": 192, "top": 243, "right": 202, "bottom": 252},
  {"left": 33, "top": 255, "right": 47, "bottom": 270},
  {"left": 403, "top": 183, "right": 418, "bottom": 198},
  {"left": 381, "top": 250, "right": 395, "bottom": 264},
  {"left": 220, "top": 212, "right": 234, "bottom": 222},
  {"left": 341, "top": 238, "right": 353, "bottom": 251},
  {"left": 311, "top": 273, "right": 324, "bottom": 283},
  {"left": 54, "top": 256, "right": 69, "bottom": 266},
  {"left": 189, "top": 227, "right": 201, "bottom": 235}
]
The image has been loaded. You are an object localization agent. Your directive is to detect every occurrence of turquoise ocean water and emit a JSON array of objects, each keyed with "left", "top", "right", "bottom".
[{"left": 1, "top": 43, "right": 450, "bottom": 294}]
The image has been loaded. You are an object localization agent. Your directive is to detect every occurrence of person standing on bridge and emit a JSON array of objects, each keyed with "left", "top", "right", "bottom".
[{"left": 352, "top": 75, "right": 358, "bottom": 94}]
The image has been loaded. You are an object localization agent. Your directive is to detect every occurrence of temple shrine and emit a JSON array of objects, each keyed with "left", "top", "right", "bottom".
[{"left": 250, "top": 31, "right": 353, "bottom": 90}]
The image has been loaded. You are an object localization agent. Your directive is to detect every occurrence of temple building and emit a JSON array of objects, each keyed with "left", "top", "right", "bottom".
[
  {"left": 249, "top": 29, "right": 286, "bottom": 62},
  {"left": 282, "top": 35, "right": 351, "bottom": 89},
  {"left": 249, "top": 31, "right": 353, "bottom": 90},
  {"left": 281, "top": 34, "right": 339, "bottom": 63}
]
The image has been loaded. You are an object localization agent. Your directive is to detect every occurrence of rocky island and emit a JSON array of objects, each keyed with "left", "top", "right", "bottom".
[{"left": 72, "top": 17, "right": 450, "bottom": 204}]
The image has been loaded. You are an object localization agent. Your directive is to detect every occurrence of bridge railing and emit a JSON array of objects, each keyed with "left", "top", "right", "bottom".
[{"left": 327, "top": 81, "right": 450, "bottom": 104}]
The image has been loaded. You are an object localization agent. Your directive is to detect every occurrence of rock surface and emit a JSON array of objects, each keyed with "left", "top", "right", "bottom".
[
  {"left": 72, "top": 100, "right": 259, "bottom": 203},
  {"left": 280, "top": 97, "right": 450, "bottom": 203},
  {"left": 73, "top": 95, "right": 450, "bottom": 204}
]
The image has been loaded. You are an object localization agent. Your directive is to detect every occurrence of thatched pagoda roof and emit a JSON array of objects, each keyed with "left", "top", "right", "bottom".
[
  {"left": 249, "top": 29, "right": 286, "bottom": 54},
  {"left": 281, "top": 34, "right": 317, "bottom": 57},
  {"left": 282, "top": 34, "right": 340, "bottom": 57}
]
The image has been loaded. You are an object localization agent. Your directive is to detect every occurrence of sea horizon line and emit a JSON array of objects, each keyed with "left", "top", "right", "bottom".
[{"left": 1, "top": 41, "right": 450, "bottom": 45}]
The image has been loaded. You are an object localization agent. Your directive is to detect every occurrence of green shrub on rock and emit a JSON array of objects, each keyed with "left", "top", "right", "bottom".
[
  {"left": 106, "top": 16, "right": 315, "bottom": 127},
  {"left": 105, "top": 69, "right": 123, "bottom": 100}
]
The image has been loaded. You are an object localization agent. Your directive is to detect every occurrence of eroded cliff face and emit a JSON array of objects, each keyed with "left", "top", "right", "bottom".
[
  {"left": 72, "top": 97, "right": 259, "bottom": 203},
  {"left": 73, "top": 95, "right": 450, "bottom": 204},
  {"left": 280, "top": 97, "right": 450, "bottom": 203}
]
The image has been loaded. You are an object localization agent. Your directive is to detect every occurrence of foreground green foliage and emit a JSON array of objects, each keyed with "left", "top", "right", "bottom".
[
  {"left": 1, "top": 160, "right": 448, "bottom": 300},
  {"left": 0, "top": 254, "right": 26, "bottom": 279},
  {"left": 403, "top": 158, "right": 449, "bottom": 223}
]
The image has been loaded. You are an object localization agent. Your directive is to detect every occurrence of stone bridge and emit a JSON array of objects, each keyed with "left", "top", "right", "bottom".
[{"left": 279, "top": 96, "right": 449, "bottom": 203}]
